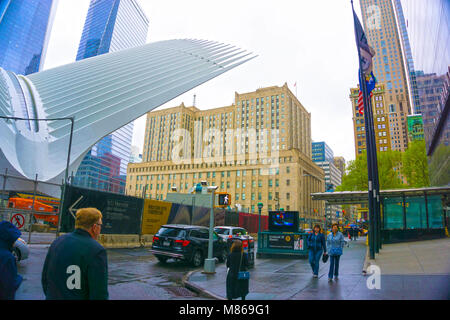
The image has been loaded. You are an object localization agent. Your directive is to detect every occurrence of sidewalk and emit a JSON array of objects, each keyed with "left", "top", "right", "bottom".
[
  {"left": 366, "top": 238, "right": 450, "bottom": 275},
  {"left": 184, "top": 237, "right": 450, "bottom": 300}
]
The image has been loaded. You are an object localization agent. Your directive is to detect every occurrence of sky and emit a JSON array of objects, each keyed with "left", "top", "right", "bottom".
[{"left": 44, "top": 0, "right": 364, "bottom": 162}]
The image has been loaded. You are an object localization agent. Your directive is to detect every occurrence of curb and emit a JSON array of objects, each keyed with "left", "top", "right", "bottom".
[{"left": 182, "top": 270, "right": 226, "bottom": 301}]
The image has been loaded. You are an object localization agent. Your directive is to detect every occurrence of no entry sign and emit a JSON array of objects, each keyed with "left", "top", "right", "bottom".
[{"left": 11, "top": 213, "right": 25, "bottom": 229}]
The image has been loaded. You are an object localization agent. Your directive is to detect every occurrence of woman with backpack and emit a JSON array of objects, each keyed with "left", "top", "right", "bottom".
[
  {"left": 327, "top": 223, "right": 347, "bottom": 282},
  {"left": 226, "top": 240, "right": 249, "bottom": 300},
  {"left": 307, "top": 224, "right": 327, "bottom": 278}
]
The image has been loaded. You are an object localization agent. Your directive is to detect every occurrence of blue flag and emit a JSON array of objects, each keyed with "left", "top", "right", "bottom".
[{"left": 359, "top": 70, "right": 377, "bottom": 95}]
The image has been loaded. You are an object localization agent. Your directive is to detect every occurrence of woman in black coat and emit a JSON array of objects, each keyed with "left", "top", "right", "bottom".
[{"left": 226, "top": 240, "right": 249, "bottom": 300}]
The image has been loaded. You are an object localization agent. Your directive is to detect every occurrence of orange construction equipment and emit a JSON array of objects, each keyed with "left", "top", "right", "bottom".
[{"left": 7, "top": 197, "right": 58, "bottom": 226}]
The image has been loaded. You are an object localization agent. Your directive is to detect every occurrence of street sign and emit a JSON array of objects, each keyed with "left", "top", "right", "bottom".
[{"left": 11, "top": 213, "right": 25, "bottom": 229}]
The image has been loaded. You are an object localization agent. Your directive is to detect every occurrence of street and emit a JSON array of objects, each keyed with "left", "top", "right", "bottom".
[
  {"left": 15, "top": 244, "right": 209, "bottom": 300},
  {"left": 12, "top": 234, "right": 450, "bottom": 300}
]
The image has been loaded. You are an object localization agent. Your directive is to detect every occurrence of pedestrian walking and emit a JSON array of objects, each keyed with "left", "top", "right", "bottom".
[
  {"left": 327, "top": 223, "right": 347, "bottom": 282},
  {"left": 41, "top": 208, "right": 108, "bottom": 300},
  {"left": 307, "top": 224, "right": 327, "bottom": 278},
  {"left": 226, "top": 239, "right": 249, "bottom": 300},
  {"left": 0, "top": 221, "right": 23, "bottom": 300}
]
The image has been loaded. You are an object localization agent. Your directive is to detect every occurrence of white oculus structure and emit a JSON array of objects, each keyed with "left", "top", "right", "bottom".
[{"left": 0, "top": 39, "right": 256, "bottom": 196}]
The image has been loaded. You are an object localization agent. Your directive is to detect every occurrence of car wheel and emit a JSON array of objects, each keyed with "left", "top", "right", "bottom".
[
  {"left": 192, "top": 250, "right": 203, "bottom": 267},
  {"left": 12, "top": 248, "right": 21, "bottom": 261},
  {"left": 218, "top": 249, "right": 227, "bottom": 263},
  {"left": 156, "top": 255, "right": 168, "bottom": 264}
]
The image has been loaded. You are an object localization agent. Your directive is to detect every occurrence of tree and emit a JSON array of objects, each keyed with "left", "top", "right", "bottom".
[
  {"left": 428, "top": 143, "right": 450, "bottom": 186},
  {"left": 337, "top": 149, "right": 405, "bottom": 191},
  {"left": 336, "top": 153, "right": 368, "bottom": 191},
  {"left": 402, "top": 140, "right": 430, "bottom": 188}
]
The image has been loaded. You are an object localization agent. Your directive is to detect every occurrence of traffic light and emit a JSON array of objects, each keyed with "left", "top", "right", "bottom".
[{"left": 218, "top": 193, "right": 231, "bottom": 206}]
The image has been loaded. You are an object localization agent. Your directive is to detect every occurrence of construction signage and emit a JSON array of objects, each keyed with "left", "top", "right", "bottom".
[{"left": 141, "top": 199, "right": 172, "bottom": 235}]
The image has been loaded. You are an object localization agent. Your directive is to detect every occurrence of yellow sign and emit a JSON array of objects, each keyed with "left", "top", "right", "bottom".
[
  {"left": 141, "top": 199, "right": 172, "bottom": 235},
  {"left": 285, "top": 235, "right": 291, "bottom": 242}
]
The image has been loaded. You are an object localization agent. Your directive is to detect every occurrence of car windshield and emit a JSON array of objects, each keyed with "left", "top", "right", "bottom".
[
  {"left": 157, "top": 227, "right": 186, "bottom": 238},
  {"left": 214, "top": 228, "right": 229, "bottom": 235}
]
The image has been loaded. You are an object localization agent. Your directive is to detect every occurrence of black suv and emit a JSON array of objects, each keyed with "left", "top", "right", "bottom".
[{"left": 150, "top": 224, "right": 228, "bottom": 267}]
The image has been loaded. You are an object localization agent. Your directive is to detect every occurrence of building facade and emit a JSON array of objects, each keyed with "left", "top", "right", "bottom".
[
  {"left": 127, "top": 84, "right": 325, "bottom": 221},
  {"left": 406, "top": 114, "right": 424, "bottom": 142},
  {"left": 359, "top": 0, "right": 412, "bottom": 152},
  {"left": 312, "top": 143, "right": 343, "bottom": 226},
  {"left": 350, "top": 84, "right": 393, "bottom": 156},
  {"left": 0, "top": 0, "right": 58, "bottom": 75},
  {"left": 399, "top": 0, "right": 450, "bottom": 186},
  {"left": 72, "top": 0, "right": 149, "bottom": 194},
  {"left": 333, "top": 156, "right": 346, "bottom": 176},
  {"left": 415, "top": 72, "right": 447, "bottom": 149},
  {"left": 312, "top": 142, "right": 334, "bottom": 162}
]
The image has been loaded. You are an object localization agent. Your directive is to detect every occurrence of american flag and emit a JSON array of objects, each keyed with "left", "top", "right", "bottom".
[{"left": 357, "top": 89, "right": 373, "bottom": 115}]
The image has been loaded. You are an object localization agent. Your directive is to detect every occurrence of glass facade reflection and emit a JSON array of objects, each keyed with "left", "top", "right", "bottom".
[
  {"left": 400, "top": 0, "right": 450, "bottom": 186},
  {"left": 73, "top": 0, "right": 149, "bottom": 194},
  {"left": 0, "top": 0, "right": 58, "bottom": 75}
]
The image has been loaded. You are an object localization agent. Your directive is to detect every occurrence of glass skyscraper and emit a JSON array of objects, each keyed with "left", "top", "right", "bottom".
[
  {"left": 399, "top": 0, "right": 450, "bottom": 186},
  {"left": 0, "top": 0, "right": 58, "bottom": 75},
  {"left": 73, "top": 0, "right": 149, "bottom": 194},
  {"left": 359, "top": 0, "right": 413, "bottom": 152},
  {"left": 311, "top": 142, "right": 334, "bottom": 163}
]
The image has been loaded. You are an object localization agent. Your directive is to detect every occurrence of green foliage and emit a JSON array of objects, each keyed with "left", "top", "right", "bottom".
[
  {"left": 427, "top": 143, "right": 449, "bottom": 186},
  {"left": 337, "top": 149, "right": 404, "bottom": 191},
  {"left": 377, "top": 149, "right": 404, "bottom": 189},
  {"left": 402, "top": 140, "right": 430, "bottom": 188},
  {"left": 336, "top": 152, "right": 368, "bottom": 191},
  {"left": 337, "top": 140, "right": 434, "bottom": 191}
]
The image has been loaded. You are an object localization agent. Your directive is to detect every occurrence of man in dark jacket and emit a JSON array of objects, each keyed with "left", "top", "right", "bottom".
[
  {"left": 41, "top": 207, "right": 108, "bottom": 300},
  {"left": 0, "top": 221, "right": 23, "bottom": 300}
]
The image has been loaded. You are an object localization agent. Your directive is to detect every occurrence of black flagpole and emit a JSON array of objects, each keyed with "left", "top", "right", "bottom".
[{"left": 351, "top": 0, "right": 376, "bottom": 259}]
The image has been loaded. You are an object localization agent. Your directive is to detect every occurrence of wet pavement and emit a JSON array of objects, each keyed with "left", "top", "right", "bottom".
[
  {"left": 13, "top": 236, "right": 450, "bottom": 300},
  {"left": 15, "top": 244, "right": 211, "bottom": 300},
  {"left": 186, "top": 237, "right": 450, "bottom": 300}
]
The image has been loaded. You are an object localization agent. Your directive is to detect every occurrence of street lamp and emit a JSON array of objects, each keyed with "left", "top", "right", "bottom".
[
  {"left": 204, "top": 185, "right": 218, "bottom": 274},
  {"left": 257, "top": 202, "right": 263, "bottom": 252}
]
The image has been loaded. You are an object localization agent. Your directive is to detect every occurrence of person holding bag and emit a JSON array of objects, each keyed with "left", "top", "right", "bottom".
[
  {"left": 326, "top": 223, "right": 347, "bottom": 282},
  {"left": 307, "top": 224, "right": 327, "bottom": 278},
  {"left": 226, "top": 240, "right": 249, "bottom": 300}
]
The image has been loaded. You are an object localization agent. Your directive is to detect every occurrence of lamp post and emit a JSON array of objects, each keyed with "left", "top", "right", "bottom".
[
  {"left": 0, "top": 115, "right": 74, "bottom": 237},
  {"left": 257, "top": 202, "right": 263, "bottom": 251},
  {"left": 204, "top": 185, "right": 218, "bottom": 274}
]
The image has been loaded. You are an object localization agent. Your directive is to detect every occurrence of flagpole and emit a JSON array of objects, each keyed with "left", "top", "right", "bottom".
[{"left": 351, "top": 0, "right": 377, "bottom": 259}]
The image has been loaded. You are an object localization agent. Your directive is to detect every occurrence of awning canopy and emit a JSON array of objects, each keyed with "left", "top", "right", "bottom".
[{"left": 311, "top": 186, "right": 450, "bottom": 205}]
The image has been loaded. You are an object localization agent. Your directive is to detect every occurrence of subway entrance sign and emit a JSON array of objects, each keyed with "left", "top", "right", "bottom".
[{"left": 256, "top": 211, "right": 308, "bottom": 258}]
